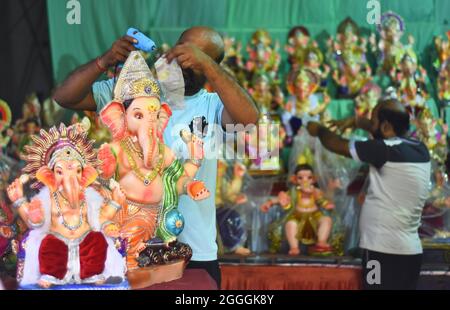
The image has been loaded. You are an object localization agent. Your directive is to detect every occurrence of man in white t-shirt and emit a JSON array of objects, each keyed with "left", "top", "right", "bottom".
[
  {"left": 52, "top": 27, "right": 258, "bottom": 288},
  {"left": 307, "top": 98, "right": 430, "bottom": 290}
]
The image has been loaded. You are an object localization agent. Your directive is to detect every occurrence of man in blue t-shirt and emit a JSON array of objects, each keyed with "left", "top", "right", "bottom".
[{"left": 53, "top": 27, "right": 258, "bottom": 288}]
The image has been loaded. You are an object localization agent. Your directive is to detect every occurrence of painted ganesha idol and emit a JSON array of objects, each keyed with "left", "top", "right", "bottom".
[
  {"left": 98, "top": 51, "right": 210, "bottom": 285},
  {"left": 6, "top": 123, "right": 127, "bottom": 289}
]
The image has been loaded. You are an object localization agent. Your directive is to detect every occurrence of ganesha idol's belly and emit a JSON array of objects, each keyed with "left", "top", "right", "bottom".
[
  {"left": 50, "top": 220, "right": 91, "bottom": 240},
  {"left": 119, "top": 171, "right": 164, "bottom": 205}
]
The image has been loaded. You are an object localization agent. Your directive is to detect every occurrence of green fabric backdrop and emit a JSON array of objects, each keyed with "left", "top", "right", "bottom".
[{"left": 47, "top": 0, "right": 450, "bottom": 84}]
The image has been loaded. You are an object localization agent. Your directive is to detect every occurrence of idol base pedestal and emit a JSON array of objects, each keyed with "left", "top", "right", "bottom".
[{"left": 127, "top": 259, "right": 187, "bottom": 289}]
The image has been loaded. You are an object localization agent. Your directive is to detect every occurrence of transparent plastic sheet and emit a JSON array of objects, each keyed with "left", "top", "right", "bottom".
[
  {"left": 287, "top": 129, "right": 363, "bottom": 254},
  {"left": 216, "top": 160, "right": 253, "bottom": 254},
  {"left": 154, "top": 57, "right": 185, "bottom": 110},
  {"left": 420, "top": 162, "right": 450, "bottom": 240},
  {"left": 288, "top": 129, "right": 361, "bottom": 190},
  {"left": 340, "top": 174, "right": 369, "bottom": 255},
  {"left": 243, "top": 175, "right": 280, "bottom": 254}
]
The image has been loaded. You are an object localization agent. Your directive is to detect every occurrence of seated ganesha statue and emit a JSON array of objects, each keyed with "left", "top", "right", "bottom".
[
  {"left": 6, "top": 124, "right": 127, "bottom": 289},
  {"left": 98, "top": 51, "right": 210, "bottom": 270}
]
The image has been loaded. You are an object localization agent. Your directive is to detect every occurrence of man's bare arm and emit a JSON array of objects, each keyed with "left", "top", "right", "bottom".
[
  {"left": 355, "top": 116, "right": 374, "bottom": 134},
  {"left": 307, "top": 122, "right": 351, "bottom": 158},
  {"left": 165, "top": 43, "right": 259, "bottom": 126},
  {"left": 202, "top": 60, "right": 259, "bottom": 126},
  {"left": 52, "top": 36, "right": 137, "bottom": 111},
  {"left": 52, "top": 59, "right": 101, "bottom": 111},
  {"left": 328, "top": 115, "right": 374, "bottom": 134}
]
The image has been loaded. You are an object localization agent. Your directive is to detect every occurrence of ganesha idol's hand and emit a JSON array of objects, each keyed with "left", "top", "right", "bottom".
[
  {"left": 277, "top": 191, "right": 291, "bottom": 207},
  {"left": 187, "top": 180, "right": 210, "bottom": 201},
  {"left": 260, "top": 201, "right": 272, "bottom": 213},
  {"left": 322, "top": 93, "right": 331, "bottom": 105},
  {"left": 98, "top": 144, "right": 116, "bottom": 178},
  {"left": 27, "top": 199, "right": 44, "bottom": 225},
  {"left": 71, "top": 122, "right": 87, "bottom": 135},
  {"left": 6, "top": 178, "right": 24, "bottom": 203},
  {"left": 111, "top": 184, "right": 126, "bottom": 207},
  {"left": 181, "top": 130, "right": 204, "bottom": 160},
  {"left": 103, "top": 223, "right": 120, "bottom": 238},
  {"left": 233, "top": 162, "right": 246, "bottom": 178},
  {"left": 324, "top": 203, "right": 335, "bottom": 211},
  {"left": 0, "top": 226, "right": 14, "bottom": 239},
  {"left": 235, "top": 194, "right": 247, "bottom": 205},
  {"left": 444, "top": 197, "right": 450, "bottom": 209}
]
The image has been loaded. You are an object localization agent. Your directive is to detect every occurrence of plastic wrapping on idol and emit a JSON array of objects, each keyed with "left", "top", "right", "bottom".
[
  {"left": 287, "top": 129, "right": 362, "bottom": 254},
  {"left": 216, "top": 160, "right": 252, "bottom": 255},
  {"left": 154, "top": 56, "right": 185, "bottom": 110},
  {"left": 245, "top": 174, "right": 280, "bottom": 254},
  {"left": 420, "top": 162, "right": 450, "bottom": 246},
  {"left": 244, "top": 113, "right": 283, "bottom": 174},
  {"left": 282, "top": 69, "right": 330, "bottom": 142}
]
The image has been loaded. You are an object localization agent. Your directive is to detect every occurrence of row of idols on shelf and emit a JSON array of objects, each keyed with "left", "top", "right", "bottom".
[
  {"left": 215, "top": 12, "right": 449, "bottom": 182},
  {"left": 221, "top": 12, "right": 449, "bottom": 105},
  {"left": 217, "top": 12, "right": 450, "bottom": 156},
  {"left": 215, "top": 129, "right": 450, "bottom": 258}
]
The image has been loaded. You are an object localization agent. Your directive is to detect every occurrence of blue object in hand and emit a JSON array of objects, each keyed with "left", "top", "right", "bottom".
[{"left": 126, "top": 28, "right": 156, "bottom": 53}]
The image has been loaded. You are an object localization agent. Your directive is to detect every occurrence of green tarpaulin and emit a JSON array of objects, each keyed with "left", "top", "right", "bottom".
[
  {"left": 47, "top": 0, "right": 449, "bottom": 83},
  {"left": 47, "top": 0, "right": 448, "bottom": 121}
]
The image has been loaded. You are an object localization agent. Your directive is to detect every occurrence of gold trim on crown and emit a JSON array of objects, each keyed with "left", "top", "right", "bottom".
[
  {"left": 113, "top": 51, "right": 161, "bottom": 102},
  {"left": 22, "top": 123, "right": 98, "bottom": 189}
]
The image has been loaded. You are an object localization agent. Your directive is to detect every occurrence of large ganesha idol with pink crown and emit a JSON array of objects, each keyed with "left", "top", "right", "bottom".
[
  {"left": 6, "top": 123, "right": 127, "bottom": 289},
  {"left": 97, "top": 51, "right": 210, "bottom": 288}
]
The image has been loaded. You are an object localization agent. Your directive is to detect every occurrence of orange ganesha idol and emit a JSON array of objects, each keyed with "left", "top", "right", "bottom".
[
  {"left": 98, "top": 51, "right": 210, "bottom": 271},
  {"left": 6, "top": 124, "right": 127, "bottom": 289}
]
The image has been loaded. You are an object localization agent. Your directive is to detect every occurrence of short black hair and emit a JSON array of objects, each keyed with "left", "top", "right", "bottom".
[
  {"left": 377, "top": 104, "right": 410, "bottom": 136},
  {"left": 294, "top": 164, "right": 314, "bottom": 175}
]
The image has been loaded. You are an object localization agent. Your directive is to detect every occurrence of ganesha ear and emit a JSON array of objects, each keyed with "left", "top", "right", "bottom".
[
  {"left": 160, "top": 102, "right": 172, "bottom": 118},
  {"left": 36, "top": 166, "right": 57, "bottom": 192},
  {"left": 81, "top": 166, "right": 98, "bottom": 188},
  {"left": 310, "top": 83, "right": 319, "bottom": 94},
  {"left": 286, "top": 83, "right": 294, "bottom": 95},
  {"left": 157, "top": 102, "right": 172, "bottom": 140},
  {"left": 290, "top": 175, "right": 297, "bottom": 184},
  {"left": 99, "top": 101, "right": 127, "bottom": 141}
]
